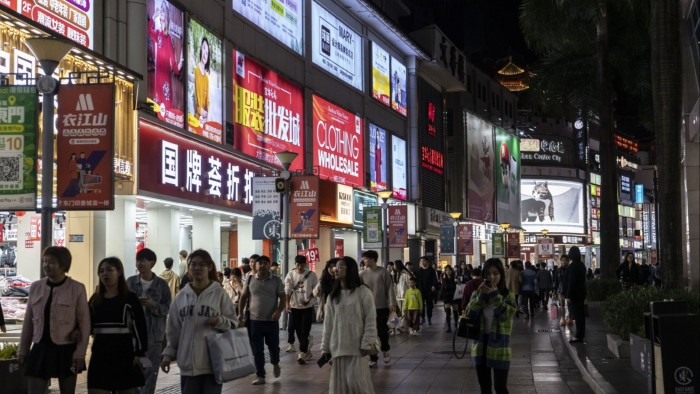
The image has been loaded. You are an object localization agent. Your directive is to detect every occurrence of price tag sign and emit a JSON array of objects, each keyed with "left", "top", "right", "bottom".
[{"left": 299, "top": 248, "right": 320, "bottom": 272}]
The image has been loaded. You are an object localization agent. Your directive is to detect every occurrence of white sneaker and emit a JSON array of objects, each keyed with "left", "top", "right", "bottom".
[
  {"left": 285, "top": 343, "right": 296, "bottom": 353},
  {"left": 304, "top": 351, "right": 313, "bottom": 361},
  {"left": 409, "top": 329, "right": 415, "bottom": 335},
  {"left": 297, "top": 353, "right": 306, "bottom": 364},
  {"left": 369, "top": 360, "right": 377, "bottom": 367},
  {"left": 383, "top": 352, "right": 391, "bottom": 364}
]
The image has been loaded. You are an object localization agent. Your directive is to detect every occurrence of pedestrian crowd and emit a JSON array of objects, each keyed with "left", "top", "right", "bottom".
[{"left": 9, "top": 244, "right": 602, "bottom": 394}]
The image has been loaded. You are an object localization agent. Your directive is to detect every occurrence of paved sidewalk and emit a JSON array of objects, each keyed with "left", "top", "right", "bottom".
[{"left": 558, "top": 301, "right": 648, "bottom": 394}]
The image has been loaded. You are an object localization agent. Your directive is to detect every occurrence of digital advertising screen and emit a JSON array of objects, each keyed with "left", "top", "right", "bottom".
[
  {"left": 368, "top": 123, "right": 387, "bottom": 191},
  {"left": 187, "top": 19, "right": 223, "bottom": 144},
  {"left": 371, "top": 42, "right": 390, "bottom": 106},
  {"left": 147, "top": 0, "right": 185, "bottom": 129},
  {"left": 312, "top": 95, "right": 363, "bottom": 188},
  {"left": 391, "top": 135, "right": 407, "bottom": 200},
  {"left": 390, "top": 57, "right": 407, "bottom": 116},
  {"left": 233, "top": 0, "right": 304, "bottom": 55},
  {"left": 467, "top": 113, "right": 494, "bottom": 221},
  {"left": 311, "top": 1, "right": 363, "bottom": 91},
  {"left": 495, "top": 128, "right": 521, "bottom": 227},
  {"left": 520, "top": 179, "right": 585, "bottom": 234},
  {"left": 233, "top": 50, "right": 304, "bottom": 171}
]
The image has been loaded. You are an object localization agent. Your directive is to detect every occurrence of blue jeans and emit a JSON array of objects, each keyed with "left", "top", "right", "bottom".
[
  {"left": 140, "top": 343, "right": 163, "bottom": 394},
  {"left": 249, "top": 320, "right": 280, "bottom": 378},
  {"left": 180, "top": 374, "right": 221, "bottom": 394}
]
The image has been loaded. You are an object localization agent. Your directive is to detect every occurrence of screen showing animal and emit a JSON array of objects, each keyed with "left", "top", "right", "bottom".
[{"left": 521, "top": 182, "right": 554, "bottom": 222}]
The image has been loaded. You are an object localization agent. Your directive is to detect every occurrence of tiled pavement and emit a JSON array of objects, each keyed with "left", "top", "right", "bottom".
[{"left": 2, "top": 300, "right": 643, "bottom": 393}]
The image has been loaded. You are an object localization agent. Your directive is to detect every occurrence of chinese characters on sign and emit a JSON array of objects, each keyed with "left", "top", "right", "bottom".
[
  {"left": 537, "top": 238, "right": 554, "bottom": 258},
  {"left": 3, "top": 0, "right": 95, "bottom": 48},
  {"left": 458, "top": 224, "right": 473, "bottom": 255},
  {"left": 252, "top": 177, "right": 281, "bottom": 240},
  {"left": 290, "top": 176, "right": 319, "bottom": 239},
  {"left": 387, "top": 205, "right": 407, "bottom": 248}
]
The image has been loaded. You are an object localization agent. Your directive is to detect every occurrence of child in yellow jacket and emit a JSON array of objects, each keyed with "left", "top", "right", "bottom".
[{"left": 404, "top": 277, "right": 423, "bottom": 335}]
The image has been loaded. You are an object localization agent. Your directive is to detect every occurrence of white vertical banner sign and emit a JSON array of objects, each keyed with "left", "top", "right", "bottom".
[
  {"left": 252, "top": 177, "right": 281, "bottom": 240},
  {"left": 537, "top": 238, "right": 554, "bottom": 258}
]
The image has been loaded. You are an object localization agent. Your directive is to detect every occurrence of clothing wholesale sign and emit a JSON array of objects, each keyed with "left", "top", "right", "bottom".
[
  {"left": 311, "top": 1, "right": 363, "bottom": 91},
  {"left": 289, "top": 176, "right": 319, "bottom": 239},
  {"left": 457, "top": 224, "right": 474, "bottom": 255},
  {"left": 233, "top": 50, "right": 304, "bottom": 171},
  {"left": 0, "top": 86, "right": 37, "bottom": 210},
  {"left": 2, "top": 0, "right": 95, "bottom": 48},
  {"left": 56, "top": 84, "right": 115, "bottom": 210},
  {"left": 138, "top": 119, "right": 255, "bottom": 213},
  {"left": 147, "top": 0, "right": 185, "bottom": 129},
  {"left": 387, "top": 205, "right": 407, "bottom": 248},
  {"left": 252, "top": 177, "right": 281, "bottom": 240},
  {"left": 233, "top": 0, "right": 303, "bottom": 55},
  {"left": 312, "top": 95, "right": 364, "bottom": 188}
]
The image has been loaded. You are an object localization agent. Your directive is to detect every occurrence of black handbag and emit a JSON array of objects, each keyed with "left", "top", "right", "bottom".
[{"left": 456, "top": 311, "right": 480, "bottom": 340}]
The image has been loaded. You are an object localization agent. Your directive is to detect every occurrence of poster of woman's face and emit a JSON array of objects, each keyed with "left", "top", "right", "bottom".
[
  {"left": 147, "top": 0, "right": 185, "bottom": 128},
  {"left": 187, "top": 19, "right": 223, "bottom": 144}
]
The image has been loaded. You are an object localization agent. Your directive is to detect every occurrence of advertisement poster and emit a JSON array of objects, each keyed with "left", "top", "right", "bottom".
[
  {"left": 507, "top": 232, "right": 520, "bottom": 258},
  {"left": 336, "top": 184, "right": 353, "bottom": 224},
  {"left": 312, "top": 95, "right": 363, "bottom": 188},
  {"left": 334, "top": 239, "right": 344, "bottom": 258},
  {"left": 290, "top": 176, "right": 319, "bottom": 239},
  {"left": 56, "top": 84, "right": 114, "bottom": 210},
  {"left": 467, "top": 113, "right": 494, "bottom": 221},
  {"left": 492, "top": 233, "right": 505, "bottom": 257},
  {"left": 495, "top": 128, "right": 521, "bottom": 227},
  {"left": 387, "top": 205, "right": 407, "bottom": 248},
  {"left": 187, "top": 19, "right": 223, "bottom": 143},
  {"left": 2, "top": 1, "right": 94, "bottom": 48},
  {"left": 537, "top": 238, "right": 554, "bottom": 258},
  {"left": 363, "top": 206, "right": 382, "bottom": 245},
  {"left": 252, "top": 177, "right": 281, "bottom": 240},
  {"left": 311, "top": 1, "right": 363, "bottom": 91},
  {"left": 233, "top": 50, "right": 304, "bottom": 171},
  {"left": 390, "top": 57, "right": 407, "bottom": 116},
  {"left": 147, "top": 0, "right": 185, "bottom": 129},
  {"left": 138, "top": 119, "right": 256, "bottom": 213},
  {"left": 0, "top": 86, "right": 37, "bottom": 210},
  {"left": 369, "top": 123, "right": 387, "bottom": 191},
  {"left": 391, "top": 135, "right": 407, "bottom": 200},
  {"left": 458, "top": 224, "right": 474, "bottom": 255},
  {"left": 298, "top": 248, "right": 319, "bottom": 271},
  {"left": 520, "top": 179, "right": 585, "bottom": 233},
  {"left": 371, "top": 42, "right": 390, "bottom": 106},
  {"left": 440, "top": 224, "right": 455, "bottom": 255},
  {"left": 353, "top": 190, "right": 377, "bottom": 228},
  {"left": 233, "top": 0, "right": 303, "bottom": 55}
]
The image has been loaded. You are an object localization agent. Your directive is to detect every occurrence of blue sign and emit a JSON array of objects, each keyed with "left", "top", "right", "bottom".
[{"left": 635, "top": 184, "right": 644, "bottom": 204}]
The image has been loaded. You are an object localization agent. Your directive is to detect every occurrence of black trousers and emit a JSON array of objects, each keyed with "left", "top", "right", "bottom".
[
  {"left": 287, "top": 310, "right": 296, "bottom": 344},
  {"left": 420, "top": 290, "right": 434, "bottom": 322},
  {"left": 569, "top": 300, "right": 586, "bottom": 339},
  {"left": 290, "top": 308, "right": 313, "bottom": 352},
  {"left": 476, "top": 333, "right": 509, "bottom": 393},
  {"left": 370, "top": 308, "right": 390, "bottom": 361}
]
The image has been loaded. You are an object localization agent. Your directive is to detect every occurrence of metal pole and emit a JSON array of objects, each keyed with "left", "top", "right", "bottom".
[
  {"left": 453, "top": 221, "right": 458, "bottom": 267},
  {"left": 280, "top": 182, "right": 291, "bottom": 329},
  {"left": 383, "top": 203, "right": 389, "bottom": 265},
  {"left": 40, "top": 89, "right": 55, "bottom": 256}
]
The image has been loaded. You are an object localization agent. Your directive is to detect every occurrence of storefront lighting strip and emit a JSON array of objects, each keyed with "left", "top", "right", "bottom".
[{"left": 138, "top": 196, "right": 251, "bottom": 221}]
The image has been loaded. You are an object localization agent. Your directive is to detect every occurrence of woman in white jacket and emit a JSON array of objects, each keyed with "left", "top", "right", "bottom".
[
  {"left": 160, "top": 249, "right": 236, "bottom": 394},
  {"left": 394, "top": 260, "right": 412, "bottom": 333},
  {"left": 321, "top": 256, "right": 378, "bottom": 393}
]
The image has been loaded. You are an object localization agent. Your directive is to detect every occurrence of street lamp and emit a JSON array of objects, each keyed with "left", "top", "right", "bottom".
[
  {"left": 450, "top": 212, "right": 461, "bottom": 266},
  {"left": 274, "top": 150, "right": 298, "bottom": 281},
  {"left": 541, "top": 229, "right": 549, "bottom": 236},
  {"left": 377, "top": 190, "right": 393, "bottom": 265},
  {"left": 24, "top": 38, "right": 73, "bottom": 257}
]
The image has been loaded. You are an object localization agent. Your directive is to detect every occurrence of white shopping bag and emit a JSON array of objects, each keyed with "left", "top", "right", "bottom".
[{"left": 206, "top": 328, "right": 256, "bottom": 383}]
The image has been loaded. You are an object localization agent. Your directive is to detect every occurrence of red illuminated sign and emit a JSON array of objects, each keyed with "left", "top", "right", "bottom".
[
  {"left": 421, "top": 146, "right": 444, "bottom": 174},
  {"left": 427, "top": 102, "right": 436, "bottom": 136}
]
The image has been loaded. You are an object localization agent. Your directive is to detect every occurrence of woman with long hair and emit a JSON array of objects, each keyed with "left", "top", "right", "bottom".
[
  {"left": 321, "top": 257, "right": 378, "bottom": 393},
  {"left": 393, "top": 260, "right": 412, "bottom": 334},
  {"left": 88, "top": 257, "right": 148, "bottom": 393},
  {"left": 616, "top": 252, "right": 639, "bottom": 291},
  {"left": 466, "top": 258, "right": 517, "bottom": 394},
  {"left": 193, "top": 36, "right": 211, "bottom": 121},
  {"left": 313, "top": 258, "right": 338, "bottom": 322},
  {"left": 440, "top": 265, "right": 458, "bottom": 333},
  {"left": 18, "top": 247, "right": 91, "bottom": 394},
  {"left": 161, "top": 249, "right": 236, "bottom": 393}
]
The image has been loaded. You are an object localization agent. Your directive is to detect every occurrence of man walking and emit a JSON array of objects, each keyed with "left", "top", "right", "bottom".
[
  {"left": 284, "top": 255, "right": 319, "bottom": 364},
  {"left": 359, "top": 250, "right": 397, "bottom": 366},
  {"left": 127, "top": 248, "right": 171, "bottom": 394},
  {"left": 416, "top": 256, "right": 437, "bottom": 325},
  {"left": 159, "top": 257, "right": 180, "bottom": 301},
  {"left": 238, "top": 255, "right": 286, "bottom": 385},
  {"left": 565, "top": 246, "right": 587, "bottom": 343}
]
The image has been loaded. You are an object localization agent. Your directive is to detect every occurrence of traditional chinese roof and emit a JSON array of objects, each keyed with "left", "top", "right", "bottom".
[{"left": 496, "top": 57, "right": 529, "bottom": 92}]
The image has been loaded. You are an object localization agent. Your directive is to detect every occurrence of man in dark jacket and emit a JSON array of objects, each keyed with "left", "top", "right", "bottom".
[
  {"left": 416, "top": 256, "right": 437, "bottom": 325},
  {"left": 565, "top": 246, "right": 587, "bottom": 343}
]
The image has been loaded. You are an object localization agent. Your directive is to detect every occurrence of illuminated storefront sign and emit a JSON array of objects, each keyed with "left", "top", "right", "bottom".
[
  {"left": 391, "top": 135, "right": 406, "bottom": 200},
  {"left": 371, "top": 42, "right": 390, "bottom": 106},
  {"left": 418, "top": 80, "right": 445, "bottom": 211},
  {"left": 233, "top": 0, "right": 303, "bottom": 55},
  {"left": 336, "top": 184, "right": 353, "bottom": 224},
  {"left": 233, "top": 50, "right": 304, "bottom": 171},
  {"left": 138, "top": 119, "right": 254, "bottom": 213},
  {"left": 390, "top": 57, "right": 407, "bottom": 116},
  {"left": 520, "top": 135, "right": 572, "bottom": 166},
  {"left": 187, "top": 19, "right": 223, "bottom": 143},
  {"left": 369, "top": 123, "right": 387, "bottom": 191}
]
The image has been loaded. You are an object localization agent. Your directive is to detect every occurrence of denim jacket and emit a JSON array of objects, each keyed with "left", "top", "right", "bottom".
[{"left": 126, "top": 275, "right": 171, "bottom": 344}]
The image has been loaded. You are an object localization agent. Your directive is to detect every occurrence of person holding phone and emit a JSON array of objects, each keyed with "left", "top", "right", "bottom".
[
  {"left": 284, "top": 255, "right": 318, "bottom": 365},
  {"left": 466, "top": 258, "right": 517, "bottom": 394}
]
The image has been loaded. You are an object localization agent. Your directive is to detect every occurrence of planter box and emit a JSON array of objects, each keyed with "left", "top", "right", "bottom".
[
  {"left": 607, "top": 333, "right": 630, "bottom": 358},
  {"left": 630, "top": 333, "right": 652, "bottom": 378},
  {"left": 0, "top": 359, "right": 28, "bottom": 394}
]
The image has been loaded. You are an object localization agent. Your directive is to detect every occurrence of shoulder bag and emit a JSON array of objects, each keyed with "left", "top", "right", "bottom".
[{"left": 206, "top": 328, "right": 256, "bottom": 383}]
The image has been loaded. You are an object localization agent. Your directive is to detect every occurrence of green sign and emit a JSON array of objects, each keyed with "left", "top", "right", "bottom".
[
  {"left": 495, "top": 128, "right": 521, "bottom": 227},
  {"left": 363, "top": 206, "right": 382, "bottom": 245},
  {"left": 0, "top": 86, "right": 38, "bottom": 210},
  {"left": 492, "top": 233, "right": 505, "bottom": 257},
  {"left": 353, "top": 190, "right": 377, "bottom": 228}
]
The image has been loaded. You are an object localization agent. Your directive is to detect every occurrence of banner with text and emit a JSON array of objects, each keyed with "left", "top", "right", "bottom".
[
  {"left": 387, "top": 205, "right": 407, "bottom": 248},
  {"left": 492, "top": 233, "right": 505, "bottom": 257},
  {"left": 290, "top": 176, "right": 319, "bottom": 239},
  {"left": 363, "top": 206, "right": 382, "bottom": 247},
  {"left": 507, "top": 232, "right": 520, "bottom": 258},
  {"left": 0, "top": 86, "right": 37, "bottom": 210},
  {"left": 298, "top": 248, "right": 320, "bottom": 271},
  {"left": 252, "top": 177, "right": 281, "bottom": 240},
  {"left": 57, "top": 84, "right": 115, "bottom": 210},
  {"left": 537, "top": 238, "right": 554, "bottom": 258},
  {"left": 233, "top": 0, "right": 303, "bottom": 55},
  {"left": 458, "top": 223, "right": 474, "bottom": 255},
  {"left": 2, "top": 0, "right": 95, "bottom": 48}
]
